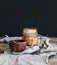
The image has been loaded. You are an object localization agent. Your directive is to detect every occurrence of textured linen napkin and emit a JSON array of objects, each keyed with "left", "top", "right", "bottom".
[{"left": 0, "top": 36, "right": 57, "bottom": 65}]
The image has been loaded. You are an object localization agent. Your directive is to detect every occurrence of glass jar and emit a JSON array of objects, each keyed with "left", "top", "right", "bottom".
[{"left": 22, "top": 28, "right": 38, "bottom": 46}]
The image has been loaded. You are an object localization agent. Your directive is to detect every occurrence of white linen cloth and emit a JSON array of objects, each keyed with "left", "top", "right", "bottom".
[
  {"left": 0, "top": 52, "right": 57, "bottom": 65},
  {"left": 0, "top": 36, "right": 57, "bottom": 65}
]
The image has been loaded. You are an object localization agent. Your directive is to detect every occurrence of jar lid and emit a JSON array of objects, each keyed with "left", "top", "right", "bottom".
[{"left": 23, "top": 28, "right": 38, "bottom": 34}]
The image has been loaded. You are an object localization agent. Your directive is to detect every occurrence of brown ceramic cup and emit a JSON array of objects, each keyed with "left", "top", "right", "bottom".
[{"left": 9, "top": 40, "right": 26, "bottom": 52}]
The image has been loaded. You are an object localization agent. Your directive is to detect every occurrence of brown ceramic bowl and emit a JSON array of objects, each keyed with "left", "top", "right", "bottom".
[{"left": 9, "top": 40, "right": 26, "bottom": 52}]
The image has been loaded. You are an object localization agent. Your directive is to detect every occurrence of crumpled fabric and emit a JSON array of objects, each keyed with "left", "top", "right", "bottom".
[
  {"left": 0, "top": 52, "right": 57, "bottom": 65},
  {"left": 0, "top": 36, "right": 57, "bottom": 65}
]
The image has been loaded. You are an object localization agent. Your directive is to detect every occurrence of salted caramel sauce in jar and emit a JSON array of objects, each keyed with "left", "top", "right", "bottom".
[{"left": 22, "top": 28, "right": 38, "bottom": 46}]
